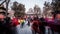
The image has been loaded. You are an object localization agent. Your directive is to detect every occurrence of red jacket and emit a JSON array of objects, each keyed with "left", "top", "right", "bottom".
[
  {"left": 12, "top": 18, "right": 19, "bottom": 26},
  {"left": 32, "top": 20, "right": 40, "bottom": 32}
]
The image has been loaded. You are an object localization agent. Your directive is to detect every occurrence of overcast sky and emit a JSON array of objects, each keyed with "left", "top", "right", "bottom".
[{"left": 8, "top": 0, "right": 52, "bottom": 12}]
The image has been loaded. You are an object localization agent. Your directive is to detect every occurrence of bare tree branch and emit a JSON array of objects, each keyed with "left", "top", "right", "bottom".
[{"left": 0, "top": 0, "right": 6, "bottom": 6}]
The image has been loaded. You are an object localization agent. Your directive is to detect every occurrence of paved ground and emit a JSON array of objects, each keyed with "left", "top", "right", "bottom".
[
  {"left": 13, "top": 22, "right": 59, "bottom": 34},
  {"left": 16, "top": 22, "right": 32, "bottom": 34}
]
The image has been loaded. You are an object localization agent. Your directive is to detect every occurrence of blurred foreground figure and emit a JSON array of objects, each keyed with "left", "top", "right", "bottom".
[
  {"left": 39, "top": 17, "right": 47, "bottom": 34},
  {"left": 31, "top": 17, "right": 40, "bottom": 34},
  {"left": 0, "top": 7, "right": 13, "bottom": 34},
  {"left": 52, "top": 11, "right": 60, "bottom": 34},
  {"left": 46, "top": 10, "right": 60, "bottom": 34},
  {"left": 12, "top": 17, "right": 19, "bottom": 34}
]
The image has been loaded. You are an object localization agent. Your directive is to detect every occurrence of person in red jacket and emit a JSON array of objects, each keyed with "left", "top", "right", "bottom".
[
  {"left": 12, "top": 17, "right": 19, "bottom": 27},
  {"left": 11, "top": 17, "right": 19, "bottom": 34},
  {"left": 31, "top": 17, "right": 40, "bottom": 34}
]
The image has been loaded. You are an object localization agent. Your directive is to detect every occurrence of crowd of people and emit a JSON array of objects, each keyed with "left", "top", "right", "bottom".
[{"left": 0, "top": 6, "right": 60, "bottom": 34}]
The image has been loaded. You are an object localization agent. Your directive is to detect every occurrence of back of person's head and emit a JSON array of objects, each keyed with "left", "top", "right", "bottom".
[
  {"left": 0, "top": 6, "right": 10, "bottom": 22},
  {"left": 33, "top": 17, "right": 38, "bottom": 20},
  {"left": 52, "top": 10, "right": 60, "bottom": 19}
]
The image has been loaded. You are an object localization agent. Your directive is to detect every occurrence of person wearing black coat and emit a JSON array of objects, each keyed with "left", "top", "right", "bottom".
[
  {"left": 39, "top": 17, "right": 47, "bottom": 34},
  {"left": 0, "top": 6, "right": 13, "bottom": 34}
]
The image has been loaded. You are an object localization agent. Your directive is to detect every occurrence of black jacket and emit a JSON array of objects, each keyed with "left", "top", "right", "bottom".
[{"left": 0, "top": 17, "right": 13, "bottom": 34}]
